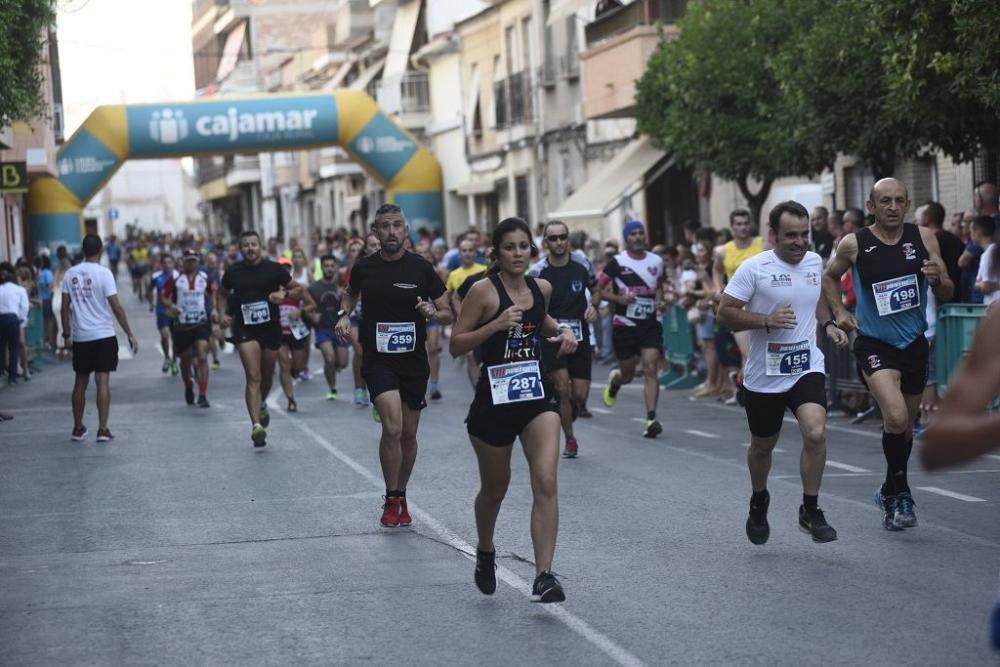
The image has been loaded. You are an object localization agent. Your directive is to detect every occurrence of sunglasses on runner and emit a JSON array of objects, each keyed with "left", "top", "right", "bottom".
[{"left": 546, "top": 234, "right": 568, "bottom": 242}]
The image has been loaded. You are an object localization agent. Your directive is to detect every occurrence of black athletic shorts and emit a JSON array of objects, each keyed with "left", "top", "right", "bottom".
[
  {"left": 854, "top": 334, "right": 928, "bottom": 396},
  {"left": 743, "top": 371, "right": 827, "bottom": 438},
  {"left": 172, "top": 324, "right": 211, "bottom": 355},
  {"left": 72, "top": 336, "right": 119, "bottom": 374},
  {"left": 280, "top": 333, "right": 308, "bottom": 350},
  {"left": 466, "top": 379, "right": 560, "bottom": 447},
  {"left": 543, "top": 340, "right": 592, "bottom": 381},
  {"left": 362, "top": 354, "right": 429, "bottom": 411},
  {"left": 611, "top": 320, "right": 663, "bottom": 360},
  {"left": 229, "top": 323, "right": 281, "bottom": 351}
]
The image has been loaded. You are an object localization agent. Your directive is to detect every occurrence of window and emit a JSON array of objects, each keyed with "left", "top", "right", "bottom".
[
  {"left": 505, "top": 25, "right": 520, "bottom": 75},
  {"left": 515, "top": 174, "right": 530, "bottom": 221},
  {"left": 973, "top": 147, "right": 1000, "bottom": 187},
  {"left": 844, "top": 163, "right": 874, "bottom": 210},
  {"left": 522, "top": 16, "right": 535, "bottom": 73}
]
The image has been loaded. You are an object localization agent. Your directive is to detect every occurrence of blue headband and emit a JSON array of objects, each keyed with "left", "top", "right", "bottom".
[{"left": 623, "top": 220, "right": 645, "bottom": 241}]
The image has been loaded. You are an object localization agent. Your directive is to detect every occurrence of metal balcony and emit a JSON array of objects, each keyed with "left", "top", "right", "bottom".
[
  {"left": 585, "top": 0, "right": 688, "bottom": 47},
  {"left": 376, "top": 71, "right": 430, "bottom": 117}
]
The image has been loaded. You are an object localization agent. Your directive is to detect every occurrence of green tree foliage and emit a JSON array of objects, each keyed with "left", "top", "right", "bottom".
[
  {"left": 636, "top": 0, "right": 830, "bottom": 224},
  {"left": 0, "top": 0, "right": 56, "bottom": 128},
  {"left": 637, "top": 0, "right": 1000, "bottom": 210}
]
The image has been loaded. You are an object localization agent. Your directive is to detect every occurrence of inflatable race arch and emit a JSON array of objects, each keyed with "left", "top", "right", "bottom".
[{"left": 27, "top": 90, "right": 442, "bottom": 251}]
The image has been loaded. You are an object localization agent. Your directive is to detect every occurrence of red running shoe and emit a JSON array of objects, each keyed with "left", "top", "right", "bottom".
[
  {"left": 562, "top": 437, "right": 578, "bottom": 459},
  {"left": 380, "top": 497, "right": 401, "bottom": 527},
  {"left": 398, "top": 497, "right": 412, "bottom": 526}
]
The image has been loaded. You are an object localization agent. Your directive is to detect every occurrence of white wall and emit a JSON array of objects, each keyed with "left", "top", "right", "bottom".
[{"left": 87, "top": 160, "right": 200, "bottom": 238}]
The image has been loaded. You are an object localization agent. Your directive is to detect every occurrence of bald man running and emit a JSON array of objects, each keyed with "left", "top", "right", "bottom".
[{"left": 822, "top": 178, "right": 953, "bottom": 532}]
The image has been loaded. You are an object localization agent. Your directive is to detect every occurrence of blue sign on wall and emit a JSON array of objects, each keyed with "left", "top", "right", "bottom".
[
  {"left": 126, "top": 96, "right": 340, "bottom": 157},
  {"left": 56, "top": 130, "right": 121, "bottom": 202}
]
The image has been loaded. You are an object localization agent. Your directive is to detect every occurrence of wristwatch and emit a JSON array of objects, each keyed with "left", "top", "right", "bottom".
[
  {"left": 336, "top": 308, "right": 348, "bottom": 319},
  {"left": 822, "top": 319, "right": 837, "bottom": 329}
]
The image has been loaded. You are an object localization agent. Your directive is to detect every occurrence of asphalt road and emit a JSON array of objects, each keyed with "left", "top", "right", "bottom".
[{"left": 2, "top": 289, "right": 997, "bottom": 666}]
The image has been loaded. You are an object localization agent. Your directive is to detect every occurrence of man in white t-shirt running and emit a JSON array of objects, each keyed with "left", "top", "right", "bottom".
[
  {"left": 718, "top": 201, "right": 849, "bottom": 545},
  {"left": 60, "top": 234, "right": 139, "bottom": 442}
]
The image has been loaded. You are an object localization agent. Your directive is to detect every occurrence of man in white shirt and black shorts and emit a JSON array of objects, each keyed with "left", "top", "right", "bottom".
[
  {"left": 718, "top": 201, "right": 849, "bottom": 545},
  {"left": 60, "top": 234, "right": 139, "bottom": 442}
]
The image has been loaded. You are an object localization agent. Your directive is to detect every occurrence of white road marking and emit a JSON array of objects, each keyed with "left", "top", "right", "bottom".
[
  {"left": 282, "top": 416, "right": 646, "bottom": 667},
  {"left": 631, "top": 418, "right": 646, "bottom": 423},
  {"left": 589, "top": 407, "right": 613, "bottom": 415},
  {"left": 591, "top": 382, "right": 643, "bottom": 391},
  {"left": 915, "top": 486, "right": 987, "bottom": 503},
  {"left": 985, "top": 455, "right": 1000, "bottom": 462},
  {"left": 683, "top": 429, "right": 719, "bottom": 439},
  {"left": 825, "top": 460, "right": 870, "bottom": 473}
]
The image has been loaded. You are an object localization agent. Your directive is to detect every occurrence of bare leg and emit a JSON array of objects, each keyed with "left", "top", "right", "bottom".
[
  {"left": 94, "top": 372, "right": 111, "bottom": 431},
  {"left": 748, "top": 432, "right": 781, "bottom": 492},
  {"left": 373, "top": 390, "right": 404, "bottom": 491},
  {"left": 398, "top": 402, "right": 423, "bottom": 490},
  {"left": 277, "top": 346, "right": 295, "bottom": 402},
  {"left": 640, "top": 347, "right": 661, "bottom": 414},
  {"left": 550, "top": 368, "right": 574, "bottom": 439},
  {"left": 520, "top": 411, "right": 561, "bottom": 575},
  {"left": 72, "top": 372, "right": 89, "bottom": 429},
  {"left": 237, "top": 341, "right": 263, "bottom": 424},
  {"left": 470, "top": 437, "right": 513, "bottom": 552}
]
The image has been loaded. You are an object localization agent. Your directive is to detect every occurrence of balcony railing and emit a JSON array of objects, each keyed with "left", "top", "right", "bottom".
[
  {"left": 376, "top": 72, "right": 430, "bottom": 117},
  {"left": 493, "top": 70, "right": 536, "bottom": 129},
  {"left": 585, "top": 0, "right": 688, "bottom": 47},
  {"left": 559, "top": 54, "right": 580, "bottom": 79}
]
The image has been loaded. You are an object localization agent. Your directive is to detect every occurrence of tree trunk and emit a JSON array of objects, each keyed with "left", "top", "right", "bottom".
[{"left": 736, "top": 174, "right": 773, "bottom": 233}]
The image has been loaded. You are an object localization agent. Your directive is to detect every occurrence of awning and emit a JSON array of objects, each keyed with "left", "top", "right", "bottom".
[
  {"left": 216, "top": 20, "right": 247, "bottom": 83},
  {"left": 383, "top": 0, "right": 421, "bottom": 82},
  {"left": 547, "top": 0, "right": 591, "bottom": 26},
  {"left": 318, "top": 162, "right": 364, "bottom": 180},
  {"left": 547, "top": 136, "right": 668, "bottom": 220},
  {"left": 455, "top": 180, "right": 495, "bottom": 196},
  {"left": 350, "top": 57, "right": 386, "bottom": 91},
  {"left": 322, "top": 59, "right": 355, "bottom": 91}
]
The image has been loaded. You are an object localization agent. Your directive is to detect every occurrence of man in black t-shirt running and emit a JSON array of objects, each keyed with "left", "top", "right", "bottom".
[
  {"left": 217, "top": 230, "right": 308, "bottom": 447},
  {"left": 529, "top": 221, "right": 600, "bottom": 458},
  {"left": 335, "top": 204, "right": 451, "bottom": 528}
]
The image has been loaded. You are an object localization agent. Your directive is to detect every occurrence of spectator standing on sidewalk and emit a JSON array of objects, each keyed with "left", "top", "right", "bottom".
[
  {"left": 61, "top": 234, "right": 139, "bottom": 442},
  {"left": 0, "top": 262, "right": 30, "bottom": 385}
]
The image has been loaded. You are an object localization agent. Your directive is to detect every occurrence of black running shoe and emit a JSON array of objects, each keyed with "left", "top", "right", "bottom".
[
  {"left": 197, "top": 395, "right": 210, "bottom": 408},
  {"left": 578, "top": 405, "right": 593, "bottom": 419},
  {"left": 798, "top": 505, "right": 838, "bottom": 543},
  {"left": 531, "top": 571, "right": 565, "bottom": 603},
  {"left": 474, "top": 549, "right": 497, "bottom": 595},
  {"left": 643, "top": 419, "right": 663, "bottom": 438},
  {"left": 185, "top": 385, "right": 195, "bottom": 405},
  {"left": 746, "top": 491, "right": 770, "bottom": 545},
  {"left": 874, "top": 488, "right": 903, "bottom": 531},
  {"left": 430, "top": 388, "right": 442, "bottom": 401}
]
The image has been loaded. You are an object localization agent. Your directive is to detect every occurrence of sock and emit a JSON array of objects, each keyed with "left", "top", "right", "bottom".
[
  {"left": 899, "top": 438, "right": 914, "bottom": 493},
  {"left": 198, "top": 379, "right": 207, "bottom": 396},
  {"left": 803, "top": 494, "right": 819, "bottom": 511},
  {"left": 750, "top": 489, "right": 769, "bottom": 511},
  {"left": 881, "top": 431, "right": 907, "bottom": 495},
  {"left": 430, "top": 382, "right": 438, "bottom": 391},
  {"left": 387, "top": 489, "right": 403, "bottom": 498},
  {"left": 647, "top": 410, "right": 656, "bottom": 421}
]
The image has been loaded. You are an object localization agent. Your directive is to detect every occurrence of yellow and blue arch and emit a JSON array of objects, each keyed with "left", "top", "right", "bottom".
[{"left": 27, "top": 90, "right": 442, "bottom": 251}]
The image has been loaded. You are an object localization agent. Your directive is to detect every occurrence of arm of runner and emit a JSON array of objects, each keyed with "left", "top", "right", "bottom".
[
  {"left": 215, "top": 284, "right": 231, "bottom": 328},
  {"left": 918, "top": 226, "right": 954, "bottom": 302},
  {"left": 711, "top": 245, "right": 726, "bottom": 299},
  {"left": 107, "top": 294, "right": 138, "bottom": 353},
  {"left": 334, "top": 288, "right": 357, "bottom": 341},
  {"left": 598, "top": 259, "right": 634, "bottom": 305},
  {"left": 816, "top": 297, "right": 849, "bottom": 347},
  {"left": 922, "top": 306, "right": 1000, "bottom": 469},
  {"left": 160, "top": 276, "right": 179, "bottom": 317},
  {"left": 60, "top": 288, "right": 72, "bottom": 342},
  {"left": 284, "top": 278, "right": 308, "bottom": 302},
  {"left": 450, "top": 278, "right": 513, "bottom": 356},
  {"left": 822, "top": 233, "right": 858, "bottom": 331}
]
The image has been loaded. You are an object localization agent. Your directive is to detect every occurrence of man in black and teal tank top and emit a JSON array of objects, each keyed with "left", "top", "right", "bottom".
[{"left": 822, "top": 178, "right": 953, "bottom": 533}]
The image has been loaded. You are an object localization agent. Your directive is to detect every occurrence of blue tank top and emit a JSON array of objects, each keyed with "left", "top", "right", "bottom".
[{"left": 853, "top": 224, "right": 928, "bottom": 349}]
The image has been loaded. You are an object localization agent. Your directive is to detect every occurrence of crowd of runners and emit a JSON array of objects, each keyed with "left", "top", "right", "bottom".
[{"left": 44, "top": 177, "right": 1000, "bottom": 607}]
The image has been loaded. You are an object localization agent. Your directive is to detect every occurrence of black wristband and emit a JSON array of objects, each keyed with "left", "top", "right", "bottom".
[{"left": 822, "top": 320, "right": 837, "bottom": 329}]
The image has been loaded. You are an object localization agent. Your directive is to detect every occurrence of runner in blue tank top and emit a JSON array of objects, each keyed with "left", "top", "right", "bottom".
[{"left": 822, "top": 178, "right": 953, "bottom": 532}]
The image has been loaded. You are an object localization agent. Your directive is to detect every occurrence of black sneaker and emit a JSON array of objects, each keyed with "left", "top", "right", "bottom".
[
  {"left": 798, "top": 505, "right": 838, "bottom": 543},
  {"left": 531, "top": 571, "right": 565, "bottom": 603},
  {"left": 197, "top": 395, "right": 210, "bottom": 408},
  {"left": 874, "top": 488, "right": 903, "bottom": 531},
  {"left": 474, "top": 549, "right": 497, "bottom": 595},
  {"left": 71, "top": 425, "right": 88, "bottom": 442},
  {"left": 746, "top": 491, "right": 770, "bottom": 545},
  {"left": 578, "top": 405, "right": 593, "bottom": 419},
  {"left": 185, "top": 385, "right": 195, "bottom": 405},
  {"left": 643, "top": 419, "right": 663, "bottom": 438}
]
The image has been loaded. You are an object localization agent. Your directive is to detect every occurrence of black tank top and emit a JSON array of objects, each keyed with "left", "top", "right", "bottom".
[{"left": 478, "top": 274, "right": 547, "bottom": 372}]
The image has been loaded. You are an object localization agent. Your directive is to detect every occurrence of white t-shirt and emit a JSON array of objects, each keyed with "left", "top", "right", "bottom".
[
  {"left": 61, "top": 262, "right": 118, "bottom": 342},
  {"left": 723, "top": 250, "right": 825, "bottom": 393},
  {"left": 977, "top": 244, "right": 999, "bottom": 307}
]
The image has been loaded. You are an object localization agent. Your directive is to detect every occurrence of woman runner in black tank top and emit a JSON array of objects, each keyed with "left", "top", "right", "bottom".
[{"left": 450, "top": 217, "right": 578, "bottom": 603}]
